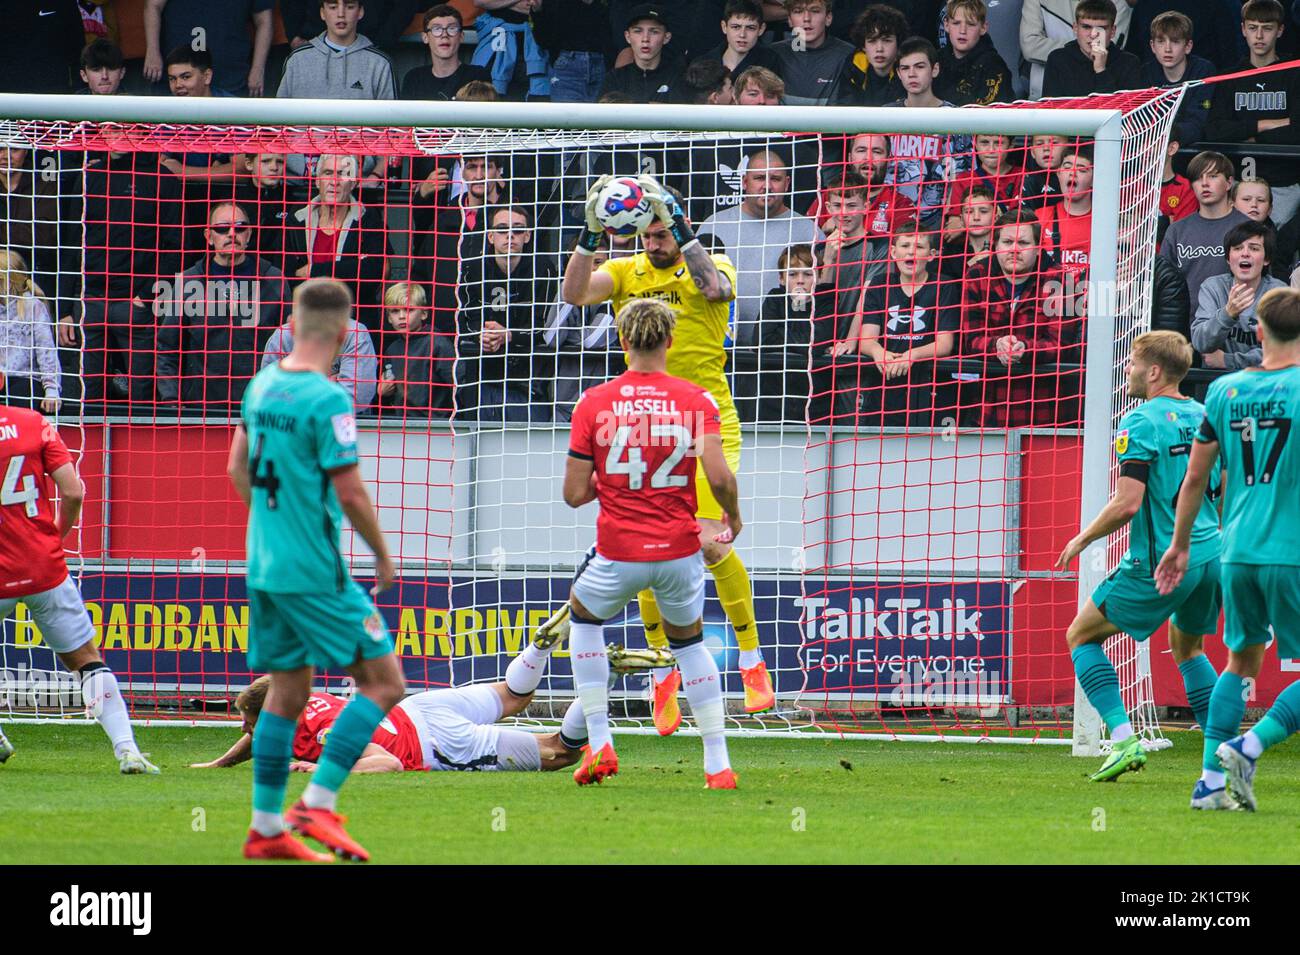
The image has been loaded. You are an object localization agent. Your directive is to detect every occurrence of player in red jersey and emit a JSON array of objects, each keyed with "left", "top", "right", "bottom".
[
  {"left": 0, "top": 405, "right": 157, "bottom": 773},
  {"left": 563, "top": 299, "right": 743, "bottom": 789},
  {"left": 194, "top": 645, "right": 673, "bottom": 773}
]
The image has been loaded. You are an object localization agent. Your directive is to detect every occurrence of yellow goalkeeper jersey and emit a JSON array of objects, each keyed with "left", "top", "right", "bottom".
[{"left": 598, "top": 251, "right": 740, "bottom": 436}]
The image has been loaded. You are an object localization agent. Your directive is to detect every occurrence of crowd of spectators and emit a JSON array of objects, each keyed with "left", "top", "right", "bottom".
[{"left": 0, "top": 0, "right": 1297, "bottom": 427}]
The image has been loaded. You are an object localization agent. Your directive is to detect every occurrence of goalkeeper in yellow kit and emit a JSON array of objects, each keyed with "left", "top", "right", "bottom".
[{"left": 549, "top": 173, "right": 776, "bottom": 728}]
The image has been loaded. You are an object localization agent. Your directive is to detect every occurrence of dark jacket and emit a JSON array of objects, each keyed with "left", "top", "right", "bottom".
[
  {"left": 701, "top": 41, "right": 783, "bottom": 82},
  {"left": 234, "top": 178, "right": 297, "bottom": 267},
  {"left": 1140, "top": 55, "right": 1215, "bottom": 147},
  {"left": 599, "top": 55, "right": 685, "bottom": 103},
  {"left": 935, "top": 35, "right": 1015, "bottom": 106},
  {"left": 1042, "top": 42, "right": 1142, "bottom": 99},
  {"left": 1149, "top": 254, "right": 1192, "bottom": 340},
  {"left": 456, "top": 253, "right": 558, "bottom": 387},
  {"left": 155, "top": 255, "right": 288, "bottom": 408},
  {"left": 379, "top": 330, "right": 455, "bottom": 418},
  {"left": 840, "top": 57, "right": 906, "bottom": 106},
  {"left": 1205, "top": 58, "right": 1300, "bottom": 187},
  {"left": 82, "top": 152, "right": 183, "bottom": 303}
]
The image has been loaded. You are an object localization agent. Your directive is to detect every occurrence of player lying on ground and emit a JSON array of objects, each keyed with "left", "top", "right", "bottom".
[
  {"left": 1158, "top": 288, "right": 1300, "bottom": 813},
  {"left": 227, "top": 278, "right": 407, "bottom": 864},
  {"left": 1054, "top": 331, "right": 1226, "bottom": 802},
  {"left": 0, "top": 405, "right": 157, "bottom": 774},
  {"left": 550, "top": 172, "right": 775, "bottom": 733},
  {"left": 562, "top": 298, "right": 742, "bottom": 788},
  {"left": 193, "top": 646, "right": 673, "bottom": 773}
]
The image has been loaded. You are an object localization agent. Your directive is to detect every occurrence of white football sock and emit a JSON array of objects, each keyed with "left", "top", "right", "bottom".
[
  {"left": 1200, "top": 769, "right": 1226, "bottom": 788},
  {"left": 80, "top": 664, "right": 139, "bottom": 758},
  {"left": 505, "top": 642, "right": 555, "bottom": 696},
  {"left": 569, "top": 620, "right": 613, "bottom": 751},
  {"left": 1242, "top": 730, "right": 1264, "bottom": 759},
  {"left": 302, "top": 781, "right": 338, "bottom": 812},
  {"left": 560, "top": 698, "right": 588, "bottom": 747},
  {"left": 738, "top": 648, "right": 762, "bottom": 670},
  {"left": 672, "top": 639, "right": 730, "bottom": 775},
  {"left": 252, "top": 810, "right": 285, "bottom": 838},
  {"left": 652, "top": 666, "right": 674, "bottom": 684},
  {"left": 1110, "top": 723, "right": 1135, "bottom": 744}
]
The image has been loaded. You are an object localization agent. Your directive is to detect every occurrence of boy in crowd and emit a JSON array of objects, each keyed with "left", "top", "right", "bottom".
[
  {"left": 772, "top": 0, "right": 856, "bottom": 106},
  {"left": 600, "top": 6, "right": 685, "bottom": 103},
  {"left": 935, "top": 0, "right": 1014, "bottom": 105},
  {"left": 680, "top": 58, "right": 736, "bottom": 103},
  {"left": 1042, "top": 0, "right": 1141, "bottom": 98},
  {"left": 400, "top": 5, "right": 492, "bottom": 101},
  {"left": 1037, "top": 144, "right": 1095, "bottom": 290},
  {"left": 1232, "top": 179, "right": 1297, "bottom": 278},
  {"left": 235, "top": 154, "right": 295, "bottom": 264},
  {"left": 1019, "top": 133, "right": 1069, "bottom": 209},
  {"left": 376, "top": 282, "right": 454, "bottom": 418},
  {"left": 1020, "top": 0, "right": 1135, "bottom": 100},
  {"left": 1192, "top": 220, "right": 1289, "bottom": 368},
  {"left": 947, "top": 133, "right": 1023, "bottom": 230},
  {"left": 842, "top": 4, "right": 907, "bottom": 106},
  {"left": 705, "top": 0, "right": 783, "bottom": 80},
  {"left": 79, "top": 38, "right": 126, "bottom": 95},
  {"left": 277, "top": 0, "right": 397, "bottom": 100},
  {"left": 1159, "top": 151, "right": 1250, "bottom": 323},
  {"left": 940, "top": 184, "right": 997, "bottom": 278},
  {"left": 1205, "top": 0, "right": 1300, "bottom": 227},
  {"left": 818, "top": 169, "right": 887, "bottom": 320},
  {"left": 1159, "top": 136, "right": 1196, "bottom": 225},
  {"left": 807, "top": 133, "right": 916, "bottom": 237},
  {"left": 161, "top": 48, "right": 236, "bottom": 185},
  {"left": 756, "top": 243, "right": 821, "bottom": 421},
  {"left": 734, "top": 64, "right": 786, "bottom": 103},
  {"left": 858, "top": 220, "right": 961, "bottom": 425},
  {"left": 142, "top": 0, "right": 274, "bottom": 97},
  {"left": 1141, "top": 12, "right": 1215, "bottom": 148},
  {"left": 885, "top": 39, "right": 973, "bottom": 230}
]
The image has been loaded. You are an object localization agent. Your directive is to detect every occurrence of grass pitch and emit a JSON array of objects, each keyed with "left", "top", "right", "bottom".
[{"left": 2, "top": 723, "right": 1299, "bottom": 864}]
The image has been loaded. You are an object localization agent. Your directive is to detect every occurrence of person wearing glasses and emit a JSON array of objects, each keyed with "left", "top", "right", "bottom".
[
  {"left": 456, "top": 204, "right": 558, "bottom": 422},
  {"left": 156, "top": 202, "right": 289, "bottom": 414},
  {"left": 400, "top": 5, "right": 493, "bottom": 101}
]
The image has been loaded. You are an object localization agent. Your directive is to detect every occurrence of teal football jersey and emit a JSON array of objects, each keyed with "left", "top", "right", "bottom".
[
  {"left": 1115, "top": 395, "right": 1221, "bottom": 574},
  {"left": 241, "top": 363, "right": 360, "bottom": 593},
  {"left": 1200, "top": 366, "right": 1300, "bottom": 565}
]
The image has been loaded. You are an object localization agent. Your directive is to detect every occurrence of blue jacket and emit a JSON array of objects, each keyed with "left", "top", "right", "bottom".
[
  {"left": 471, "top": 14, "right": 552, "bottom": 98},
  {"left": 1140, "top": 55, "right": 1216, "bottom": 147}
]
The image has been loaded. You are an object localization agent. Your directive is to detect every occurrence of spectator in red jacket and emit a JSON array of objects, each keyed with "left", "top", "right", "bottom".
[{"left": 962, "top": 209, "right": 1080, "bottom": 427}]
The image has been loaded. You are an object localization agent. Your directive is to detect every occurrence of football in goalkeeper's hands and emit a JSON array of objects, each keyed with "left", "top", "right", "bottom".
[{"left": 594, "top": 176, "right": 656, "bottom": 236}]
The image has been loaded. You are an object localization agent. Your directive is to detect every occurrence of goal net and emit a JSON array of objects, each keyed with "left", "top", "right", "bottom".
[{"left": 0, "top": 91, "right": 1182, "bottom": 750}]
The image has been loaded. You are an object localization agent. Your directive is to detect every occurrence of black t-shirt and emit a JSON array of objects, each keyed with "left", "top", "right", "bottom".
[
  {"left": 400, "top": 63, "right": 494, "bottom": 101},
  {"left": 861, "top": 271, "right": 960, "bottom": 355},
  {"left": 701, "top": 42, "right": 783, "bottom": 82}
]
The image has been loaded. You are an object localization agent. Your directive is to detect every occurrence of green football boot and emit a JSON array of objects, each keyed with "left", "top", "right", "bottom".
[{"left": 1090, "top": 735, "right": 1148, "bottom": 782}]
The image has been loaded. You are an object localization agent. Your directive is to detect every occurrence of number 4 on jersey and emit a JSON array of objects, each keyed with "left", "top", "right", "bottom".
[{"left": 1, "top": 455, "right": 39, "bottom": 518}]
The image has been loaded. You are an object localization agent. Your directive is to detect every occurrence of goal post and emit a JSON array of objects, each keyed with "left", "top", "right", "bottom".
[{"left": 0, "top": 91, "right": 1181, "bottom": 749}]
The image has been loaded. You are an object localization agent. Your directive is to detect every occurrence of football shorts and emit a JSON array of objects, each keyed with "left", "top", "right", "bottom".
[
  {"left": 1091, "top": 557, "right": 1221, "bottom": 641},
  {"left": 0, "top": 575, "right": 95, "bottom": 654},
  {"left": 247, "top": 581, "right": 393, "bottom": 672},
  {"left": 571, "top": 550, "right": 705, "bottom": 626}
]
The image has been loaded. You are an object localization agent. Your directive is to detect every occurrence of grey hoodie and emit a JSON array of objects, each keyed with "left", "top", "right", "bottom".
[
  {"left": 1192, "top": 272, "right": 1289, "bottom": 370},
  {"left": 276, "top": 33, "right": 396, "bottom": 100}
]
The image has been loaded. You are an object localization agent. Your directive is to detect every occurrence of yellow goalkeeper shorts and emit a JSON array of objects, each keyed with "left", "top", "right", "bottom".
[{"left": 694, "top": 420, "right": 741, "bottom": 523}]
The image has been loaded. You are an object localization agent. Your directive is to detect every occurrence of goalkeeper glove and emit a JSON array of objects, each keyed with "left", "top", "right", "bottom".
[
  {"left": 576, "top": 174, "right": 613, "bottom": 256},
  {"left": 637, "top": 174, "right": 697, "bottom": 252}
]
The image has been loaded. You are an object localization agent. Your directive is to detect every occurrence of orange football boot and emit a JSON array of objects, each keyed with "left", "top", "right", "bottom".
[
  {"left": 287, "top": 801, "right": 371, "bottom": 862},
  {"left": 740, "top": 660, "right": 775, "bottom": 713},
  {"left": 243, "top": 829, "right": 335, "bottom": 863},
  {"left": 705, "top": 768, "right": 738, "bottom": 789},
  {"left": 652, "top": 669, "right": 683, "bottom": 736},
  {"left": 573, "top": 741, "right": 619, "bottom": 786}
]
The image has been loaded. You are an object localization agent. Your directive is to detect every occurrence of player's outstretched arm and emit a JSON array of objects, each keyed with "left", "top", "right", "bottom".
[
  {"left": 1054, "top": 476, "right": 1146, "bottom": 571},
  {"left": 48, "top": 463, "right": 84, "bottom": 540},
  {"left": 562, "top": 175, "right": 617, "bottom": 306},
  {"left": 563, "top": 456, "right": 598, "bottom": 508},
  {"left": 1156, "top": 438, "right": 1217, "bottom": 595},
  {"left": 330, "top": 465, "right": 396, "bottom": 594},
  {"left": 191, "top": 732, "right": 252, "bottom": 768},
  {"left": 227, "top": 425, "right": 252, "bottom": 507},
  {"left": 292, "top": 744, "right": 401, "bottom": 774},
  {"left": 699, "top": 433, "right": 742, "bottom": 540}
]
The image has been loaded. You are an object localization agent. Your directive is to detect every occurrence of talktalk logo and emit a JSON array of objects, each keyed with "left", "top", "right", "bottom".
[{"left": 795, "top": 596, "right": 985, "bottom": 642}]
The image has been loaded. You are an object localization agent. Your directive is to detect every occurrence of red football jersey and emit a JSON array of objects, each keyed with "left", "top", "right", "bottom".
[
  {"left": 569, "top": 370, "right": 721, "bottom": 562},
  {"left": 1160, "top": 175, "right": 1196, "bottom": 223},
  {"left": 293, "top": 693, "right": 425, "bottom": 771},
  {"left": 807, "top": 186, "right": 917, "bottom": 237},
  {"left": 0, "top": 407, "right": 72, "bottom": 597},
  {"left": 1037, "top": 203, "right": 1092, "bottom": 283}
]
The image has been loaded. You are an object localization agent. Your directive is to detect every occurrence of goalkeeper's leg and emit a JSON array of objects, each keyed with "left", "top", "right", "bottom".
[
  {"left": 639, "top": 589, "right": 683, "bottom": 736},
  {"left": 700, "top": 527, "right": 774, "bottom": 714},
  {"left": 1065, "top": 601, "right": 1147, "bottom": 781},
  {"left": 0, "top": 725, "right": 12, "bottom": 764}
]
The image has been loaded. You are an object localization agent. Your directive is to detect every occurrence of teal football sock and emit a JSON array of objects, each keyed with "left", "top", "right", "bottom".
[
  {"left": 1250, "top": 680, "right": 1300, "bottom": 754},
  {"left": 1071, "top": 643, "right": 1131, "bottom": 740},
  {"left": 1177, "top": 654, "right": 1218, "bottom": 730},
  {"left": 251, "top": 710, "right": 296, "bottom": 827},
  {"left": 308, "top": 694, "right": 386, "bottom": 802},
  {"left": 1203, "top": 671, "right": 1248, "bottom": 772}
]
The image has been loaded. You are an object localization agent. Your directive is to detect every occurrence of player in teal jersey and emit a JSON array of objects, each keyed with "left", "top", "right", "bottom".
[
  {"left": 1159, "top": 288, "right": 1300, "bottom": 812},
  {"left": 227, "top": 279, "right": 405, "bottom": 862},
  {"left": 1055, "top": 332, "right": 1223, "bottom": 789}
]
